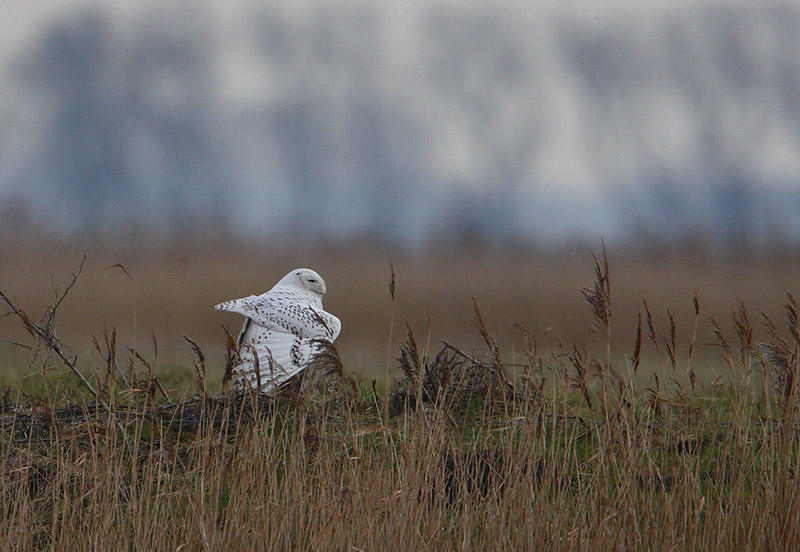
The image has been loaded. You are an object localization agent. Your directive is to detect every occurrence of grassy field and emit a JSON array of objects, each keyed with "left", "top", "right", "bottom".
[{"left": 2, "top": 242, "right": 800, "bottom": 549}]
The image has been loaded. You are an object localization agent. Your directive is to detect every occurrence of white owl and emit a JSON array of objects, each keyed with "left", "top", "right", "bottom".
[{"left": 215, "top": 268, "right": 341, "bottom": 393}]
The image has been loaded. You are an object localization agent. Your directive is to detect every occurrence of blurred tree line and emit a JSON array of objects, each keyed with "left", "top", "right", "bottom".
[{"left": 1, "top": 2, "right": 799, "bottom": 249}]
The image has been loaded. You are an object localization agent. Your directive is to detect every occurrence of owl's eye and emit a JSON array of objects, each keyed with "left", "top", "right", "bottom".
[{"left": 308, "top": 278, "right": 317, "bottom": 283}]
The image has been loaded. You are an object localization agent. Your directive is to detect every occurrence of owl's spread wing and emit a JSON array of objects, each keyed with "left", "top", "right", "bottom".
[{"left": 216, "top": 289, "right": 340, "bottom": 341}]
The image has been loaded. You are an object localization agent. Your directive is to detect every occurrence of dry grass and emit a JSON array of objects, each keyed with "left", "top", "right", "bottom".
[{"left": 2, "top": 243, "right": 800, "bottom": 549}]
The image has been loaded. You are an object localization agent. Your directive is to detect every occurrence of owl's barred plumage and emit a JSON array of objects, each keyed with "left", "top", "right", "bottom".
[{"left": 215, "top": 268, "right": 341, "bottom": 393}]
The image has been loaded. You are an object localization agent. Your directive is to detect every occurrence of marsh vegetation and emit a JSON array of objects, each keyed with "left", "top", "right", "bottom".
[{"left": 2, "top": 246, "right": 800, "bottom": 549}]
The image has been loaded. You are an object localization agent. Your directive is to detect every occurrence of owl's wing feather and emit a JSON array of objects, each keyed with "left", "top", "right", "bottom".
[
  {"left": 216, "top": 289, "right": 340, "bottom": 341},
  {"left": 233, "top": 323, "right": 313, "bottom": 392}
]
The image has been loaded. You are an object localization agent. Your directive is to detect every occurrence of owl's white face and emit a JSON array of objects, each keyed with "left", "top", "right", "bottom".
[
  {"left": 273, "top": 268, "right": 327, "bottom": 301},
  {"left": 293, "top": 268, "right": 326, "bottom": 296}
]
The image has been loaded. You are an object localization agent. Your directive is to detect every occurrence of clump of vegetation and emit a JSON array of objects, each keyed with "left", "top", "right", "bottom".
[{"left": 2, "top": 251, "right": 800, "bottom": 550}]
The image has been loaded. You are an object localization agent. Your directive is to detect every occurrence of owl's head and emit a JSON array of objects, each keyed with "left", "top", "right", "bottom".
[{"left": 276, "top": 268, "right": 327, "bottom": 297}]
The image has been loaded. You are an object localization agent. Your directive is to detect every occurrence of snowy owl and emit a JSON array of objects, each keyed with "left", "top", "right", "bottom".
[{"left": 215, "top": 268, "right": 341, "bottom": 393}]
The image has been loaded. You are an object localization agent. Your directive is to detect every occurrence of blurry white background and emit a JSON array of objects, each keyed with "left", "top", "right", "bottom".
[{"left": 1, "top": 0, "right": 799, "bottom": 249}]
